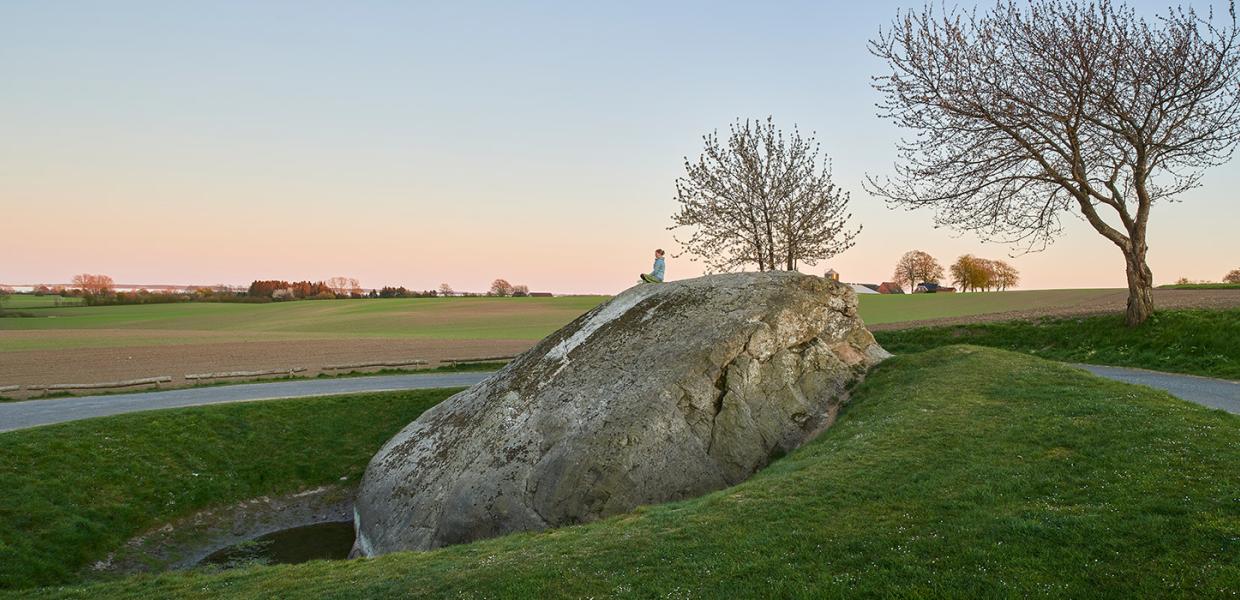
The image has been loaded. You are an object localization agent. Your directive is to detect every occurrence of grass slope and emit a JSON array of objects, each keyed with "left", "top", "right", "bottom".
[
  {"left": 0, "top": 388, "right": 460, "bottom": 590},
  {"left": 875, "top": 308, "right": 1240, "bottom": 380},
  {"left": 15, "top": 347, "right": 1240, "bottom": 598}
]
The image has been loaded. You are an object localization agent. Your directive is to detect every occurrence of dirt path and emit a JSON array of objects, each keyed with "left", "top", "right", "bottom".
[{"left": 869, "top": 288, "right": 1240, "bottom": 331}]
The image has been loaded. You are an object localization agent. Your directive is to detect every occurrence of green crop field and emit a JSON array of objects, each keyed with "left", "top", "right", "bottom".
[
  {"left": 0, "top": 295, "right": 83, "bottom": 310},
  {"left": 0, "top": 289, "right": 1129, "bottom": 353},
  {"left": 855, "top": 287, "right": 1118, "bottom": 324},
  {"left": 0, "top": 297, "right": 608, "bottom": 352}
]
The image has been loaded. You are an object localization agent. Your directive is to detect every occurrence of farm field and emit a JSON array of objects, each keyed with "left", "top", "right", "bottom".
[
  {"left": 2, "top": 287, "right": 1238, "bottom": 391},
  {"left": 0, "top": 295, "right": 83, "bottom": 310}
]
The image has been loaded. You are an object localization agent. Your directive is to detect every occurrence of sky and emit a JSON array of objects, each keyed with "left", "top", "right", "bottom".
[{"left": 2, "top": 1, "right": 1237, "bottom": 294}]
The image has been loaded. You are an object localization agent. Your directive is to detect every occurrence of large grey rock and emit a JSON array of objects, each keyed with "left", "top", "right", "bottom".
[{"left": 352, "top": 271, "right": 889, "bottom": 556}]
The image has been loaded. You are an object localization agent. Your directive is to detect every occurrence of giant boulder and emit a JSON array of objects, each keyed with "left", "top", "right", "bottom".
[{"left": 352, "top": 271, "right": 889, "bottom": 556}]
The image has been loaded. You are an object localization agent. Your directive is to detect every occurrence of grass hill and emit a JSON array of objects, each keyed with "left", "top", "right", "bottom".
[
  {"left": 4, "top": 347, "right": 1237, "bottom": 598},
  {"left": 875, "top": 308, "right": 1240, "bottom": 380}
]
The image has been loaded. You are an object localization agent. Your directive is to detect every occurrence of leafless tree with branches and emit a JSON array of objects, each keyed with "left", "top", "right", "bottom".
[
  {"left": 868, "top": 0, "right": 1240, "bottom": 325},
  {"left": 671, "top": 117, "right": 861, "bottom": 273}
]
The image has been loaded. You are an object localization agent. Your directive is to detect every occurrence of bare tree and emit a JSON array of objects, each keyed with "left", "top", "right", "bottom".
[
  {"left": 71, "top": 273, "right": 114, "bottom": 296},
  {"left": 511, "top": 284, "right": 530, "bottom": 297},
  {"left": 1224, "top": 268, "right": 1240, "bottom": 283},
  {"left": 671, "top": 117, "right": 861, "bottom": 272},
  {"left": 489, "top": 279, "right": 514, "bottom": 297},
  {"left": 892, "top": 250, "right": 945, "bottom": 291},
  {"left": 868, "top": 1, "right": 1240, "bottom": 325},
  {"left": 438, "top": 283, "right": 455, "bottom": 297}
]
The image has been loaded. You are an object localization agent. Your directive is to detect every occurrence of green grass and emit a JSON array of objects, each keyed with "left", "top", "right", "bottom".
[
  {"left": 874, "top": 308, "right": 1240, "bottom": 380},
  {"left": 9, "top": 347, "right": 1240, "bottom": 598},
  {"left": 1158, "top": 283, "right": 1240, "bottom": 290},
  {"left": 0, "top": 388, "right": 461, "bottom": 590},
  {"left": 0, "top": 296, "right": 83, "bottom": 310}
]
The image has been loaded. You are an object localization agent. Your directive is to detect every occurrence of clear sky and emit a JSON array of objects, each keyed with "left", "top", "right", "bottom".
[{"left": 3, "top": 1, "right": 1237, "bottom": 294}]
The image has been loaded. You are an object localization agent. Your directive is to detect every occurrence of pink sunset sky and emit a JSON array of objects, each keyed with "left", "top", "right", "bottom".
[{"left": 4, "top": 2, "right": 1237, "bottom": 295}]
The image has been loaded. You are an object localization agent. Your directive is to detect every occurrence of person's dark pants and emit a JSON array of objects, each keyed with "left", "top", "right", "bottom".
[{"left": 639, "top": 273, "right": 662, "bottom": 283}]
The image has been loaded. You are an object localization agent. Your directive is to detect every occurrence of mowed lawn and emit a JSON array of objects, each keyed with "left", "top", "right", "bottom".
[{"left": 0, "top": 289, "right": 1125, "bottom": 353}]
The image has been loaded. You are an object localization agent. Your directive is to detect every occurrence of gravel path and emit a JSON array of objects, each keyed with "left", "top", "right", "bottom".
[
  {"left": 2, "top": 363, "right": 1234, "bottom": 434},
  {"left": 1074, "top": 364, "right": 1240, "bottom": 414},
  {"left": 0, "top": 373, "right": 492, "bottom": 433}
]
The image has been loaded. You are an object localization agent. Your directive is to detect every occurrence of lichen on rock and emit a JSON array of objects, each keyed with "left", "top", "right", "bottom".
[{"left": 352, "top": 271, "right": 890, "bottom": 556}]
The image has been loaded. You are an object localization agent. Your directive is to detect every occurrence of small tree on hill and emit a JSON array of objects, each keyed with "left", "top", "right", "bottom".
[
  {"left": 511, "top": 284, "right": 530, "bottom": 297},
  {"left": 438, "top": 283, "right": 454, "bottom": 297},
  {"left": 892, "top": 250, "right": 944, "bottom": 291},
  {"left": 671, "top": 117, "right": 861, "bottom": 272},
  {"left": 868, "top": 1, "right": 1240, "bottom": 325},
  {"left": 489, "top": 279, "right": 514, "bottom": 297},
  {"left": 1225, "top": 268, "right": 1240, "bottom": 284}
]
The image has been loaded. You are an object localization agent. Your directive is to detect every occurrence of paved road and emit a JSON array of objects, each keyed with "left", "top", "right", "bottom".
[
  {"left": 1074, "top": 364, "right": 1240, "bottom": 415},
  {"left": 1, "top": 364, "right": 1235, "bottom": 434},
  {"left": 0, "top": 373, "right": 492, "bottom": 433}
]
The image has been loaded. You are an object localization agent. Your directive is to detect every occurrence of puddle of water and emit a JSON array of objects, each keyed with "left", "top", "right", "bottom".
[{"left": 200, "top": 521, "right": 354, "bottom": 568}]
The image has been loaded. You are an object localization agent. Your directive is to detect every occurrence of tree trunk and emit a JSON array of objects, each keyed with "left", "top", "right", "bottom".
[{"left": 1122, "top": 244, "right": 1154, "bottom": 327}]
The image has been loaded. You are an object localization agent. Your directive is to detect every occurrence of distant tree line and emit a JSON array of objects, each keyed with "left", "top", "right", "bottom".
[
  {"left": 488, "top": 279, "right": 531, "bottom": 297},
  {"left": 19, "top": 273, "right": 538, "bottom": 306},
  {"left": 889, "top": 250, "right": 1020, "bottom": 292},
  {"left": 949, "top": 255, "right": 1020, "bottom": 292}
]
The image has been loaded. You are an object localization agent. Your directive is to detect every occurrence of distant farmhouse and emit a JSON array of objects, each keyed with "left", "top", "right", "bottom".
[
  {"left": 828, "top": 270, "right": 905, "bottom": 295},
  {"left": 913, "top": 282, "right": 956, "bottom": 293}
]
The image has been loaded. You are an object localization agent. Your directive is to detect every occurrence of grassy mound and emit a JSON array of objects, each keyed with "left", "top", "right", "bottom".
[
  {"left": 874, "top": 309, "right": 1240, "bottom": 380},
  {"left": 14, "top": 347, "right": 1238, "bottom": 598},
  {"left": 0, "top": 388, "right": 460, "bottom": 590}
]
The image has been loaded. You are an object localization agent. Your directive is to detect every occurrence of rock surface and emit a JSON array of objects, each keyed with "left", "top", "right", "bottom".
[{"left": 352, "top": 271, "right": 889, "bottom": 556}]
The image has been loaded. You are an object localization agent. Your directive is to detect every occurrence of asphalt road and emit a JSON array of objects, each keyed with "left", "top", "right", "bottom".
[
  {"left": 1, "top": 364, "right": 1235, "bottom": 434},
  {"left": 1073, "top": 364, "right": 1239, "bottom": 415},
  {"left": 0, "top": 373, "right": 492, "bottom": 433}
]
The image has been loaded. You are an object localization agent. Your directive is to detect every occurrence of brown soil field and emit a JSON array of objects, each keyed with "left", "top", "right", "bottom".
[
  {"left": 870, "top": 288, "right": 1240, "bottom": 331},
  {"left": 0, "top": 338, "right": 535, "bottom": 398}
]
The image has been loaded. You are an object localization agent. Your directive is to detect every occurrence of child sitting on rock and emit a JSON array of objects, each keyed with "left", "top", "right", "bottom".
[{"left": 639, "top": 249, "right": 666, "bottom": 283}]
